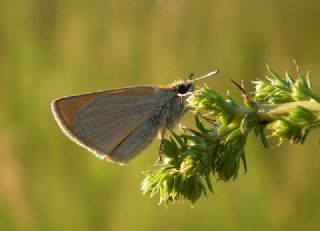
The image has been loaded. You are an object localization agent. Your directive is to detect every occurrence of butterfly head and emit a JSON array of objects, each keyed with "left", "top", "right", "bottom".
[
  {"left": 170, "top": 70, "right": 219, "bottom": 95},
  {"left": 171, "top": 79, "right": 194, "bottom": 95}
]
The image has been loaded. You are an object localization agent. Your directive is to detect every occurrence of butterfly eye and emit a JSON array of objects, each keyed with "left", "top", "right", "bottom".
[{"left": 177, "top": 83, "right": 193, "bottom": 94}]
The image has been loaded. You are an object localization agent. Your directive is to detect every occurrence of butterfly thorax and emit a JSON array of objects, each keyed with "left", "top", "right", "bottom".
[{"left": 157, "top": 80, "right": 194, "bottom": 139}]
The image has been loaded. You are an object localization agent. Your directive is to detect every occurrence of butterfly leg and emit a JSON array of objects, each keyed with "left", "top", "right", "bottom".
[{"left": 155, "top": 129, "right": 165, "bottom": 165}]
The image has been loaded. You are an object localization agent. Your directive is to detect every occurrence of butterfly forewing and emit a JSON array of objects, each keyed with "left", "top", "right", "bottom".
[{"left": 51, "top": 86, "right": 162, "bottom": 163}]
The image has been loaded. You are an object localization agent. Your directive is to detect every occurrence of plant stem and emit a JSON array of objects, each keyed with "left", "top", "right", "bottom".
[{"left": 257, "top": 101, "right": 320, "bottom": 122}]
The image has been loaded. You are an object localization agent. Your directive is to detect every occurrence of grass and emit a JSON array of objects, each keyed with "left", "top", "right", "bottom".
[{"left": 1, "top": 0, "right": 320, "bottom": 230}]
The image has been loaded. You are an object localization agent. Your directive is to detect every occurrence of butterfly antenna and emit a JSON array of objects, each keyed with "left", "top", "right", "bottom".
[
  {"left": 187, "top": 73, "right": 194, "bottom": 80},
  {"left": 191, "top": 70, "right": 219, "bottom": 82}
]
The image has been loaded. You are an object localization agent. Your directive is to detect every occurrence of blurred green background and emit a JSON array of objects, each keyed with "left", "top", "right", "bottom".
[{"left": 1, "top": 0, "right": 320, "bottom": 230}]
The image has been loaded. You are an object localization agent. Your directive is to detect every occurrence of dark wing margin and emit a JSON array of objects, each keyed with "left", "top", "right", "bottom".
[{"left": 51, "top": 86, "right": 160, "bottom": 164}]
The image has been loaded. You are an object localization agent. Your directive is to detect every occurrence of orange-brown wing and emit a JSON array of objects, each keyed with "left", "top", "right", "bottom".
[{"left": 51, "top": 86, "right": 161, "bottom": 163}]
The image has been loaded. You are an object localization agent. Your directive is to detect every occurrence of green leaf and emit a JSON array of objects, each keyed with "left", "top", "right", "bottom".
[
  {"left": 241, "top": 112, "right": 258, "bottom": 134},
  {"left": 141, "top": 61, "right": 320, "bottom": 206}
]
